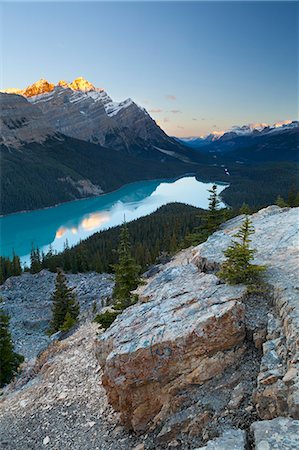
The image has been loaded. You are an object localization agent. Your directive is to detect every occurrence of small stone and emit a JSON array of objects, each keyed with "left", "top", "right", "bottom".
[
  {"left": 43, "top": 436, "right": 50, "bottom": 445},
  {"left": 228, "top": 383, "right": 245, "bottom": 408},
  {"left": 282, "top": 367, "right": 297, "bottom": 385},
  {"left": 87, "top": 421, "right": 96, "bottom": 428},
  {"left": 168, "top": 440, "right": 180, "bottom": 447},
  {"left": 58, "top": 392, "right": 68, "bottom": 400},
  {"left": 19, "top": 400, "right": 27, "bottom": 408},
  {"left": 258, "top": 441, "right": 270, "bottom": 450},
  {"left": 245, "top": 405, "right": 254, "bottom": 413},
  {"left": 253, "top": 328, "right": 267, "bottom": 350},
  {"left": 132, "top": 444, "right": 145, "bottom": 450}
]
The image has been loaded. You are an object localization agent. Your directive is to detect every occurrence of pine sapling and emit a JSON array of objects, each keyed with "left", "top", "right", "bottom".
[{"left": 218, "top": 216, "right": 266, "bottom": 285}]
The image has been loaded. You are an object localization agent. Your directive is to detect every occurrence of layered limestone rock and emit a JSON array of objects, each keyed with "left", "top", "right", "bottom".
[
  {"left": 97, "top": 265, "right": 246, "bottom": 431},
  {"left": 0, "top": 92, "right": 55, "bottom": 148},
  {"left": 192, "top": 206, "right": 299, "bottom": 420},
  {"left": 97, "top": 205, "right": 299, "bottom": 435}
]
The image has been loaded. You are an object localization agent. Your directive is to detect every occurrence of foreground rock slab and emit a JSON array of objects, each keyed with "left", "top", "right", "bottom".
[
  {"left": 97, "top": 206, "right": 299, "bottom": 433},
  {"left": 251, "top": 417, "right": 299, "bottom": 449},
  {"left": 97, "top": 265, "right": 246, "bottom": 431}
]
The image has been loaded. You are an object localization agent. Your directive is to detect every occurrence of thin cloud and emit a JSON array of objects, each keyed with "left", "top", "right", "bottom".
[
  {"left": 165, "top": 94, "right": 176, "bottom": 101},
  {"left": 149, "top": 109, "right": 163, "bottom": 113},
  {"left": 169, "top": 109, "right": 181, "bottom": 114},
  {"left": 192, "top": 118, "right": 197, "bottom": 121},
  {"left": 143, "top": 99, "right": 150, "bottom": 105},
  {"left": 163, "top": 117, "right": 170, "bottom": 123},
  {"left": 177, "top": 125, "right": 184, "bottom": 129}
]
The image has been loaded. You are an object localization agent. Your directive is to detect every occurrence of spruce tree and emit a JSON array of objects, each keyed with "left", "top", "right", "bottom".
[
  {"left": 183, "top": 185, "right": 223, "bottom": 246},
  {"left": 49, "top": 269, "right": 80, "bottom": 333},
  {"left": 30, "top": 246, "right": 42, "bottom": 274},
  {"left": 287, "top": 186, "right": 297, "bottom": 207},
  {"left": 0, "top": 308, "right": 24, "bottom": 387},
  {"left": 113, "top": 222, "right": 141, "bottom": 309},
  {"left": 218, "top": 216, "right": 266, "bottom": 285},
  {"left": 276, "top": 195, "right": 288, "bottom": 208},
  {"left": 294, "top": 192, "right": 299, "bottom": 207},
  {"left": 206, "top": 184, "right": 221, "bottom": 234},
  {"left": 239, "top": 203, "right": 251, "bottom": 215}
]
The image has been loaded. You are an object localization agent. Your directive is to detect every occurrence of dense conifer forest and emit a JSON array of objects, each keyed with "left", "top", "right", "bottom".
[{"left": 40, "top": 203, "right": 206, "bottom": 274}]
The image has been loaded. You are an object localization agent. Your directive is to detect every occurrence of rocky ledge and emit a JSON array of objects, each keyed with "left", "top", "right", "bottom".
[{"left": 97, "top": 206, "right": 299, "bottom": 446}]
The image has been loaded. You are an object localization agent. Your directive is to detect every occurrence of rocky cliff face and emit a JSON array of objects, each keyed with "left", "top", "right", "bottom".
[
  {"left": 96, "top": 206, "right": 299, "bottom": 445},
  {"left": 0, "top": 93, "right": 55, "bottom": 148},
  {"left": 1, "top": 77, "right": 190, "bottom": 159}
]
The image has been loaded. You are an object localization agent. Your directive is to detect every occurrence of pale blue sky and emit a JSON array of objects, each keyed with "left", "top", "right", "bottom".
[{"left": 1, "top": 1, "right": 298, "bottom": 136}]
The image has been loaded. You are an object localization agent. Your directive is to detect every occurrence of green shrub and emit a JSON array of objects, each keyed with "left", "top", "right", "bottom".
[{"left": 94, "top": 310, "right": 121, "bottom": 330}]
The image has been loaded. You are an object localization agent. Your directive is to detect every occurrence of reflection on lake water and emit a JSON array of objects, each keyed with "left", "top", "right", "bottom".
[{"left": 0, "top": 176, "right": 227, "bottom": 266}]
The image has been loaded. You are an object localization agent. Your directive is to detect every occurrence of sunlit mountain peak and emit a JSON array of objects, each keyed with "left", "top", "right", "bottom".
[
  {"left": 68, "top": 76, "right": 96, "bottom": 92},
  {"left": 1, "top": 77, "right": 105, "bottom": 97},
  {"left": 23, "top": 78, "right": 55, "bottom": 97}
]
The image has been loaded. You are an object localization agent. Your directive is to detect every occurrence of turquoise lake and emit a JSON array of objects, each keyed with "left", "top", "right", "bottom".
[{"left": 0, "top": 176, "right": 227, "bottom": 266}]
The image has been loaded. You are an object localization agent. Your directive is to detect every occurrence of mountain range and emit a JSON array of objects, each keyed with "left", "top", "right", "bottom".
[
  {"left": 2, "top": 77, "right": 193, "bottom": 160},
  {"left": 1, "top": 77, "right": 298, "bottom": 214},
  {"left": 177, "top": 120, "right": 298, "bottom": 149}
]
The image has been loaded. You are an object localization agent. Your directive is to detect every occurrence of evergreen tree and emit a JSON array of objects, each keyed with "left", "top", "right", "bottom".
[
  {"left": 49, "top": 269, "right": 80, "bottom": 333},
  {"left": 206, "top": 184, "right": 221, "bottom": 233},
  {"left": 60, "top": 312, "right": 76, "bottom": 332},
  {"left": 276, "top": 195, "right": 288, "bottom": 208},
  {"left": 0, "top": 308, "right": 24, "bottom": 387},
  {"left": 30, "top": 246, "right": 42, "bottom": 274},
  {"left": 184, "top": 184, "right": 223, "bottom": 245},
  {"left": 218, "top": 216, "right": 266, "bottom": 285},
  {"left": 0, "top": 254, "right": 23, "bottom": 285},
  {"left": 287, "top": 186, "right": 297, "bottom": 207},
  {"left": 239, "top": 203, "right": 251, "bottom": 215},
  {"left": 113, "top": 222, "right": 141, "bottom": 309},
  {"left": 294, "top": 192, "right": 299, "bottom": 207}
]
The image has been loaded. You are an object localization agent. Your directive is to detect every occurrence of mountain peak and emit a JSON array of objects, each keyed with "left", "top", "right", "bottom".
[
  {"left": 57, "top": 79, "right": 68, "bottom": 88},
  {"left": 1, "top": 77, "right": 104, "bottom": 97},
  {"left": 68, "top": 77, "right": 96, "bottom": 92},
  {"left": 23, "top": 79, "right": 55, "bottom": 97}
]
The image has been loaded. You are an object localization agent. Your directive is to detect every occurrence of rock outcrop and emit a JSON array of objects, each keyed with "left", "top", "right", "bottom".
[
  {"left": 97, "top": 206, "right": 299, "bottom": 439},
  {"left": 192, "top": 205, "right": 299, "bottom": 420},
  {"left": 97, "top": 267, "right": 246, "bottom": 431}
]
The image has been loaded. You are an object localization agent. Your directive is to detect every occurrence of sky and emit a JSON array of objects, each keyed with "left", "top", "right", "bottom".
[{"left": 1, "top": 1, "right": 298, "bottom": 137}]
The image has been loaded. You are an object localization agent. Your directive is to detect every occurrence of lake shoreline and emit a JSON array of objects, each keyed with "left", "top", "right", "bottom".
[
  {"left": 1, "top": 176, "right": 229, "bottom": 264},
  {"left": 1, "top": 172, "right": 229, "bottom": 218}
]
